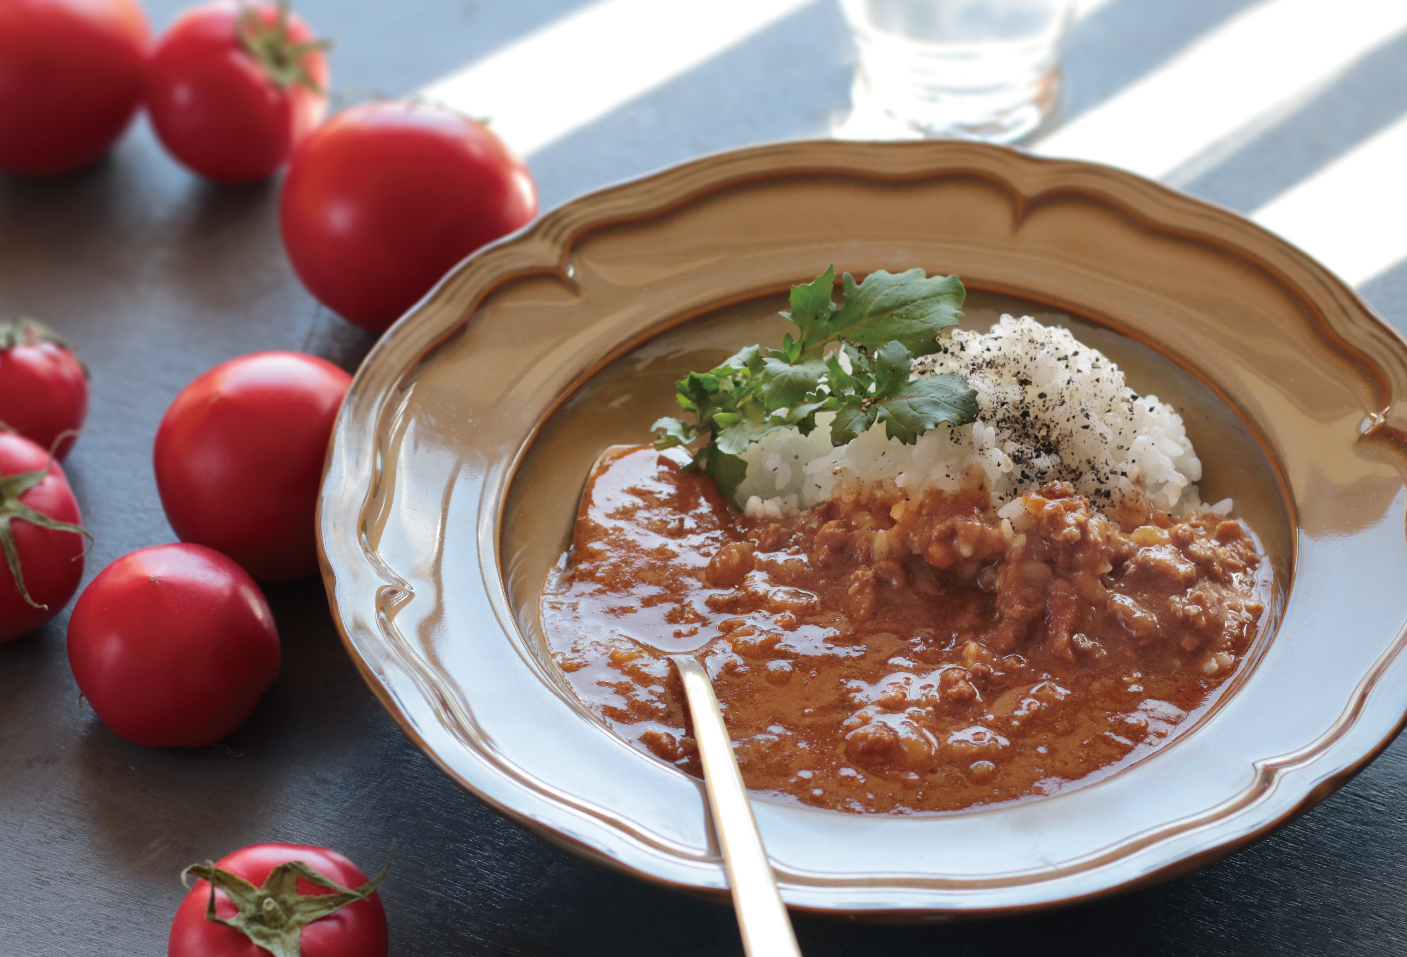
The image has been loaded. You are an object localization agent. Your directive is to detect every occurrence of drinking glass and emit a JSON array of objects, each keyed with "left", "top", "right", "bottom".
[{"left": 835, "top": 0, "right": 1073, "bottom": 143}]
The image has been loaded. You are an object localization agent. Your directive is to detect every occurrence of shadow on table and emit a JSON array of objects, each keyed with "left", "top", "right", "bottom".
[{"left": 155, "top": 177, "right": 285, "bottom": 313}]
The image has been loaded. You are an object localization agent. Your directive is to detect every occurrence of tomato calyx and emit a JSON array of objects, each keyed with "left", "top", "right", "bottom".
[
  {"left": 182, "top": 848, "right": 392, "bottom": 957},
  {"left": 0, "top": 316, "right": 90, "bottom": 383},
  {"left": 238, "top": 1, "right": 332, "bottom": 95},
  {"left": 0, "top": 454, "right": 92, "bottom": 609},
  {"left": 1, "top": 316, "right": 70, "bottom": 353}
]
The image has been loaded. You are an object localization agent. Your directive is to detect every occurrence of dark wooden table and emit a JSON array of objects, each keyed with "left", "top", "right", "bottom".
[{"left": 4, "top": 1, "right": 1407, "bottom": 953}]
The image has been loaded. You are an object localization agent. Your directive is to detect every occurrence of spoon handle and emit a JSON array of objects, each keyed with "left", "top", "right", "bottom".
[{"left": 670, "top": 654, "right": 802, "bottom": 957}]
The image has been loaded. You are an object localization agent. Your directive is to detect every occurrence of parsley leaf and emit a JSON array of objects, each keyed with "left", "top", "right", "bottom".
[
  {"left": 760, "top": 356, "right": 825, "bottom": 410},
  {"left": 651, "top": 416, "right": 694, "bottom": 449},
  {"left": 816, "top": 269, "right": 965, "bottom": 355},
  {"left": 714, "top": 401, "right": 772, "bottom": 455},
  {"left": 872, "top": 372, "right": 978, "bottom": 443},
  {"left": 828, "top": 401, "right": 875, "bottom": 447},
  {"left": 782, "top": 265, "right": 838, "bottom": 350},
  {"left": 651, "top": 266, "right": 977, "bottom": 503}
]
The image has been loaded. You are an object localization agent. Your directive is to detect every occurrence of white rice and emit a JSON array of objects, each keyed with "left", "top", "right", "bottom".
[{"left": 737, "top": 315, "right": 1208, "bottom": 518}]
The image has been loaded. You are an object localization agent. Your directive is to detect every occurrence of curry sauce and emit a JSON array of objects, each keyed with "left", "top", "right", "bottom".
[{"left": 541, "top": 446, "right": 1267, "bottom": 813}]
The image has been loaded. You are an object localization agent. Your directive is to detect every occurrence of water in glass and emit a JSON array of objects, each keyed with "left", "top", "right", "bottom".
[{"left": 837, "top": 0, "right": 1072, "bottom": 143}]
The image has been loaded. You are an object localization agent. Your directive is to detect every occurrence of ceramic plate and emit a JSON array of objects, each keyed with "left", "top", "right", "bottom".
[{"left": 317, "top": 140, "right": 1407, "bottom": 916}]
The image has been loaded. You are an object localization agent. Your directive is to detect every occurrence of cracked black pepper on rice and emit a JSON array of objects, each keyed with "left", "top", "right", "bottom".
[{"left": 927, "top": 334, "right": 1141, "bottom": 501}]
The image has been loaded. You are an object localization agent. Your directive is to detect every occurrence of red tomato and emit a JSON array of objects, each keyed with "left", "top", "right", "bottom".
[
  {"left": 0, "top": 0, "right": 151, "bottom": 176},
  {"left": 147, "top": 0, "right": 329, "bottom": 183},
  {"left": 153, "top": 351, "right": 350, "bottom": 582},
  {"left": 67, "top": 543, "right": 279, "bottom": 747},
  {"left": 280, "top": 100, "right": 538, "bottom": 333},
  {"left": 0, "top": 433, "right": 86, "bottom": 642},
  {"left": 0, "top": 318, "right": 89, "bottom": 460},
  {"left": 168, "top": 843, "right": 388, "bottom": 957}
]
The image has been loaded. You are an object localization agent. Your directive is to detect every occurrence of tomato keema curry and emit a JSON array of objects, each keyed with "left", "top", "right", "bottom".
[{"left": 541, "top": 446, "right": 1268, "bottom": 814}]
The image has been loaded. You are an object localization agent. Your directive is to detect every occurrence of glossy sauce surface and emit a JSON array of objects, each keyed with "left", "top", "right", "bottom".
[{"left": 542, "top": 446, "right": 1268, "bottom": 813}]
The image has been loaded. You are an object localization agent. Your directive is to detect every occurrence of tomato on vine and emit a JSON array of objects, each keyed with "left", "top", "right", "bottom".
[
  {"left": 67, "top": 543, "right": 280, "bottom": 747},
  {"left": 0, "top": 0, "right": 152, "bottom": 176},
  {"left": 0, "top": 432, "right": 89, "bottom": 643},
  {"left": 147, "top": 0, "right": 330, "bottom": 183},
  {"left": 153, "top": 351, "right": 350, "bottom": 583},
  {"left": 0, "top": 318, "right": 89, "bottom": 461},
  {"left": 280, "top": 100, "right": 538, "bottom": 332},
  {"left": 168, "top": 843, "right": 390, "bottom": 957}
]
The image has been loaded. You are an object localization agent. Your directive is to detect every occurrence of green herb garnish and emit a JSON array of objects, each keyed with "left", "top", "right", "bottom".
[{"left": 652, "top": 266, "right": 979, "bottom": 502}]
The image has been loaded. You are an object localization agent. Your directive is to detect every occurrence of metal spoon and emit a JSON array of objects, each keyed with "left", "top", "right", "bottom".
[
  {"left": 575, "top": 448, "right": 800, "bottom": 953},
  {"left": 669, "top": 654, "right": 802, "bottom": 957}
]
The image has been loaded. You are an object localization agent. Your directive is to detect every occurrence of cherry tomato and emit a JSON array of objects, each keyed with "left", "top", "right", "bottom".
[
  {"left": 0, "top": 318, "right": 89, "bottom": 460},
  {"left": 147, "top": 0, "right": 329, "bottom": 183},
  {"left": 280, "top": 100, "right": 538, "bottom": 333},
  {"left": 153, "top": 351, "right": 350, "bottom": 582},
  {"left": 67, "top": 543, "right": 279, "bottom": 747},
  {"left": 0, "top": 0, "right": 151, "bottom": 176},
  {"left": 169, "top": 843, "right": 388, "bottom": 957},
  {"left": 0, "top": 433, "right": 87, "bottom": 643}
]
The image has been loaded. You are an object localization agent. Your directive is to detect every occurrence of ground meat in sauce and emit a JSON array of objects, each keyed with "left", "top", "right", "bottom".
[{"left": 541, "top": 446, "right": 1267, "bottom": 814}]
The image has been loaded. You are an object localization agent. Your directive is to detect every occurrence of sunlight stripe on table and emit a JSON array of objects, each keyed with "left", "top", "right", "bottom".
[
  {"left": 1033, "top": 0, "right": 1407, "bottom": 182},
  {"left": 419, "top": 0, "right": 819, "bottom": 158},
  {"left": 1250, "top": 111, "right": 1407, "bottom": 290},
  {"left": 1071, "top": 0, "right": 1116, "bottom": 19}
]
